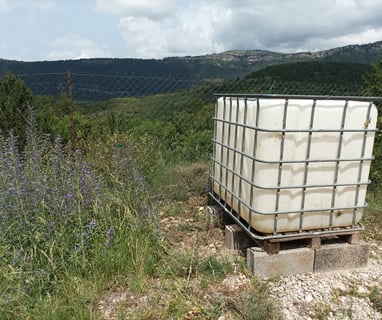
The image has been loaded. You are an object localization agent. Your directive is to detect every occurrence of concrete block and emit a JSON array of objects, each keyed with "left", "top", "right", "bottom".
[
  {"left": 247, "top": 247, "right": 314, "bottom": 279},
  {"left": 314, "top": 242, "right": 369, "bottom": 272},
  {"left": 225, "top": 224, "right": 256, "bottom": 250}
]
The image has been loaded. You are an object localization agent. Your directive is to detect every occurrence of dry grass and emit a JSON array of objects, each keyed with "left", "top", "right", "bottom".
[
  {"left": 164, "top": 163, "right": 211, "bottom": 200},
  {"left": 96, "top": 194, "right": 281, "bottom": 319}
]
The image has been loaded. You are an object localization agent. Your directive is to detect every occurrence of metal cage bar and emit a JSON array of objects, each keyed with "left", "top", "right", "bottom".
[
  {"left": 353, "top": 102, "right": 374, "bottom": 227},
  {"left": 299, "top": 99, "right": 316, "bottom": 232}
]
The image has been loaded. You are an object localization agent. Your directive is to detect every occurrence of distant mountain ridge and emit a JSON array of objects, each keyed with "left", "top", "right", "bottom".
[
  {"left": 0, "top": 41, "right": 381, "bottom": 100},
  {"left": 183, "top": 40, "right": 382, "bottom": 64},
  {"left": 1, "top": 40, "right": 382, "bottom": 80}
]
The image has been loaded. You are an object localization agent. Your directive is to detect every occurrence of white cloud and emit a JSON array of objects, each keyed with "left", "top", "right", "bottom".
[
  {"left": 94, "top": 0, "right": 175, "bottom": 19},
  {"left": 201, "top": 0, "right": 382, "bottom": 53},
  {"left": 95, "top": 0, "right": 216, "bottom": 58},
  {"left": 118, "top": 2, "right": 229, "bottom": 58},
  {"left": 119, "top": 17, "right": 171, "bottom": 58},
  {"left": 110, "top": 0, "right": 382, "bottom": 58},
  {"left": 47, "top": 34, "right": 111, "bottom": 60},
  {"left": 304, "top": 28, "right": 382, "bottom": 53},
  {"left": 7, "top": 0, "right": 380, "bottom": 61}
]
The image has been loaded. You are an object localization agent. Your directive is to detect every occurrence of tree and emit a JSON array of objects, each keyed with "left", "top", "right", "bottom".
[
  {"left": 34, "top": 94, "right": 91, "bottom": 148},
  {"left": 364, "top": 60, "right": 382, "bottom": 189},
  {"left": 364, "top": 60, "right": 382, "bottom": 97},
  {"left": 0, "top": 72, "right": 33, "bottom": 143}
]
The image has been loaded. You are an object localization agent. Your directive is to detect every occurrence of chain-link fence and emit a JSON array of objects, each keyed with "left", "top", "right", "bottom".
[
  {"left": 2, "top": 69, "right": 379, "bottom": 145},
  {"left": 14, "top": 71, "right": 372, "bottom": 105},
  {"left": 2, "top": 69, "right": 382, "bottom": 185},
  {"left": 16, "top": 72, "right": 204, "bottom": 102}
]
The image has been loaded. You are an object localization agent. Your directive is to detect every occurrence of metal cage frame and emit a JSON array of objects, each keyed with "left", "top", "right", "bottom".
[{"left": 209, "top": 94, "right": 382, "bottom": 241}]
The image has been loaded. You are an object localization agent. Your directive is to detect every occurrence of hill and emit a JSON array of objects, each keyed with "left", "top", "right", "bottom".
[
  {"left": 245, "top": 61, "right": 371, "bottom": 84},
  {"left": 1, "top": 41, "right": 382, "bottom": 78},
  {"left": 171, "top": 41, "right": 382, "bottom": 77},
  {"left": 0, "top": 41, "right": 381, "bottom": 100}
]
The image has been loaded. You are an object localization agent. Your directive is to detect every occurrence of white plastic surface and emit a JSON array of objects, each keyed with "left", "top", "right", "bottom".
[{"left": 212, "top": 97, "right": 378, "bottom": 234}]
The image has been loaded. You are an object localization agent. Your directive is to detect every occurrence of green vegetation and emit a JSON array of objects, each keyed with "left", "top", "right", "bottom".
[
  {"left": 0, "top": 121, "right": 280, "bottom": 318},
  {"left": 369, "top": 286, "right": 382, "bottom": 313},
  {"left": 364, "top": 60, "right": 382, "bottom": 191},
  {"left": 244, "top": 60, "right": 371, "bottom": 96},
  {"left": 0, "top": 112, "right": 163, "bottom": 318},
  {"left": 0, "top": 58, "right": 382, "bottom": 318},
  {"left": 245, "top": 61, "right": 371, "bottom": 84},
  {"left": 0, "top": 72, "right": 33, "bottom": 144}
]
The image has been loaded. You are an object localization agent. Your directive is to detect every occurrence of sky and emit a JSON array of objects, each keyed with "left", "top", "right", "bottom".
[{"left": 1, "top": 0, "right": 382, "bottom": 61}]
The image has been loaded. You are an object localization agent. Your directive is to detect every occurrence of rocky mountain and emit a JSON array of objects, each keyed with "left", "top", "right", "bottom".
[
  {"left": 165, "top": 41, "right": 382, "bottom": 79},
  {"left": 187, "top": 40, "right": 382, "bottom": 64}
]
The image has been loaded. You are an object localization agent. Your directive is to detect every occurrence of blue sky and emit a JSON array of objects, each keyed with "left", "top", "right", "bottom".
[{"left": 1, "top": 0, "right": 382, "bottom": 61}]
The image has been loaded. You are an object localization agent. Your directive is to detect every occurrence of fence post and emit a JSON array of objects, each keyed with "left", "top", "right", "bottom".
[{"left": 67, "top": 70, "right": 76, "bottom": 150}]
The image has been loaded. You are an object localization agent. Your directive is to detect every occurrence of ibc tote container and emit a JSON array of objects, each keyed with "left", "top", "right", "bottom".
[{"left": 210, "top": 94, "right": 379, "bottom": 239}]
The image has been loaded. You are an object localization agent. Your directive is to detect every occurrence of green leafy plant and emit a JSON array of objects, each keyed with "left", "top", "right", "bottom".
[{"left": 369, "top": 286, "right": 382, "bottom": 313}]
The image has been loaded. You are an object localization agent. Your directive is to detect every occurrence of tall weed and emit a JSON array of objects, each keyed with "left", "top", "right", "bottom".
[{"left": 0, "top": 108, "right": 162, "bottom": 318}]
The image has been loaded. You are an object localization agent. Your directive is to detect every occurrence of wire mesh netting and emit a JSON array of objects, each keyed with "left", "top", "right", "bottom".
[
  {"left": 2, "top": 69, "right": 382, "bottom": 238},
  {"left": 13, "top": 71, "right": 373, "bottom": 104}
]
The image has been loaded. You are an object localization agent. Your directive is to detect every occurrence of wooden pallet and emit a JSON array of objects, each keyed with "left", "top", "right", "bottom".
[
  {"left": 258, "top": 230, "right": 361, "bottom": 255},
  {"left": 212, "top": 203, "right": 364, "bottom": 255}
]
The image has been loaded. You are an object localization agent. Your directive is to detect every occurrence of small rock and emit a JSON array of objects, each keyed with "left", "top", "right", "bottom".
[
  {"left": 333, "top": 282, "right": 347, "bottom": 292},
  {"left": 305, "top": 293, "right": 313, "bottom": 303},
  {"left": 357, "top": 285, "right": 369, "bottom": 295}
]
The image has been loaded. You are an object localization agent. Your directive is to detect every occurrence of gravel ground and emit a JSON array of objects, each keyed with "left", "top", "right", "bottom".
[
  {"left": 98, "top": 201, "right": 382, "bottom": 319},
  {"left": 98, "top": 238, "right": 382, "bottom": 320},
  {"left": 268, "top": 241, "right": 382, "bottom": 320}
]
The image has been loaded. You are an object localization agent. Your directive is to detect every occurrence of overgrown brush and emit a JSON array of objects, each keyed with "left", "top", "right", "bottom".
[{"left": 0, "top": 108, "right": 162, "bottom": 318}]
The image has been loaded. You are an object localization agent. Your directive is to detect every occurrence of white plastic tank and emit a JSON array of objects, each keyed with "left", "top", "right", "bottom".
[{"left": 211, "top": 95, "right": 378, "bottom": 235}]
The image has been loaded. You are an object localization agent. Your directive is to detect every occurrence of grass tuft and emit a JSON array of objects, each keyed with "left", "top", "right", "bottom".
[
  {"left": 226, "top": 280, "right": 282, "bottom": 320},
  {"left": 163, "top": 163, "right": 210, "bottom": 200},
  {"left": 369, "top": 286, "right": 382, "bottom": 313}
]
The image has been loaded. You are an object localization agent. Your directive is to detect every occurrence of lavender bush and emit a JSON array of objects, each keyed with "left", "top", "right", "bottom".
[{"left": 0, "top": 107, "right": 162, "bottom": 317}]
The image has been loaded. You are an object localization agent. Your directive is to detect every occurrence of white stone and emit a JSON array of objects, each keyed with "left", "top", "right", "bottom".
[{"left": 357, "top": 285, "right": 369, "bottom": 295}]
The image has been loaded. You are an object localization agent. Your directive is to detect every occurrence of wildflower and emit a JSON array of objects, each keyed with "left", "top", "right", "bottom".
[
  {"left": 85, "top": 219, "right": 96, "bottom": 230},
  {"left": 46, "top": 222, "right": 53, "bottom": 239},
  {"left": 138, "top": 205, "right": 158, "bottom": 222},
  {"left": 106, "top": 226, "right": 115, "bottom": 248}
]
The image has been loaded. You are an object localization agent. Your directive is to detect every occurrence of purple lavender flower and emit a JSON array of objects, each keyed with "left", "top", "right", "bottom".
[
  {"left": 85, "top": 220, "right": 96, "bottom": 230},
  {"left": 106, "top": 226, "right": 115, "bottom": 248},
  {"left": 46, "top": 222, "right": 53, "bottom": 239}
]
